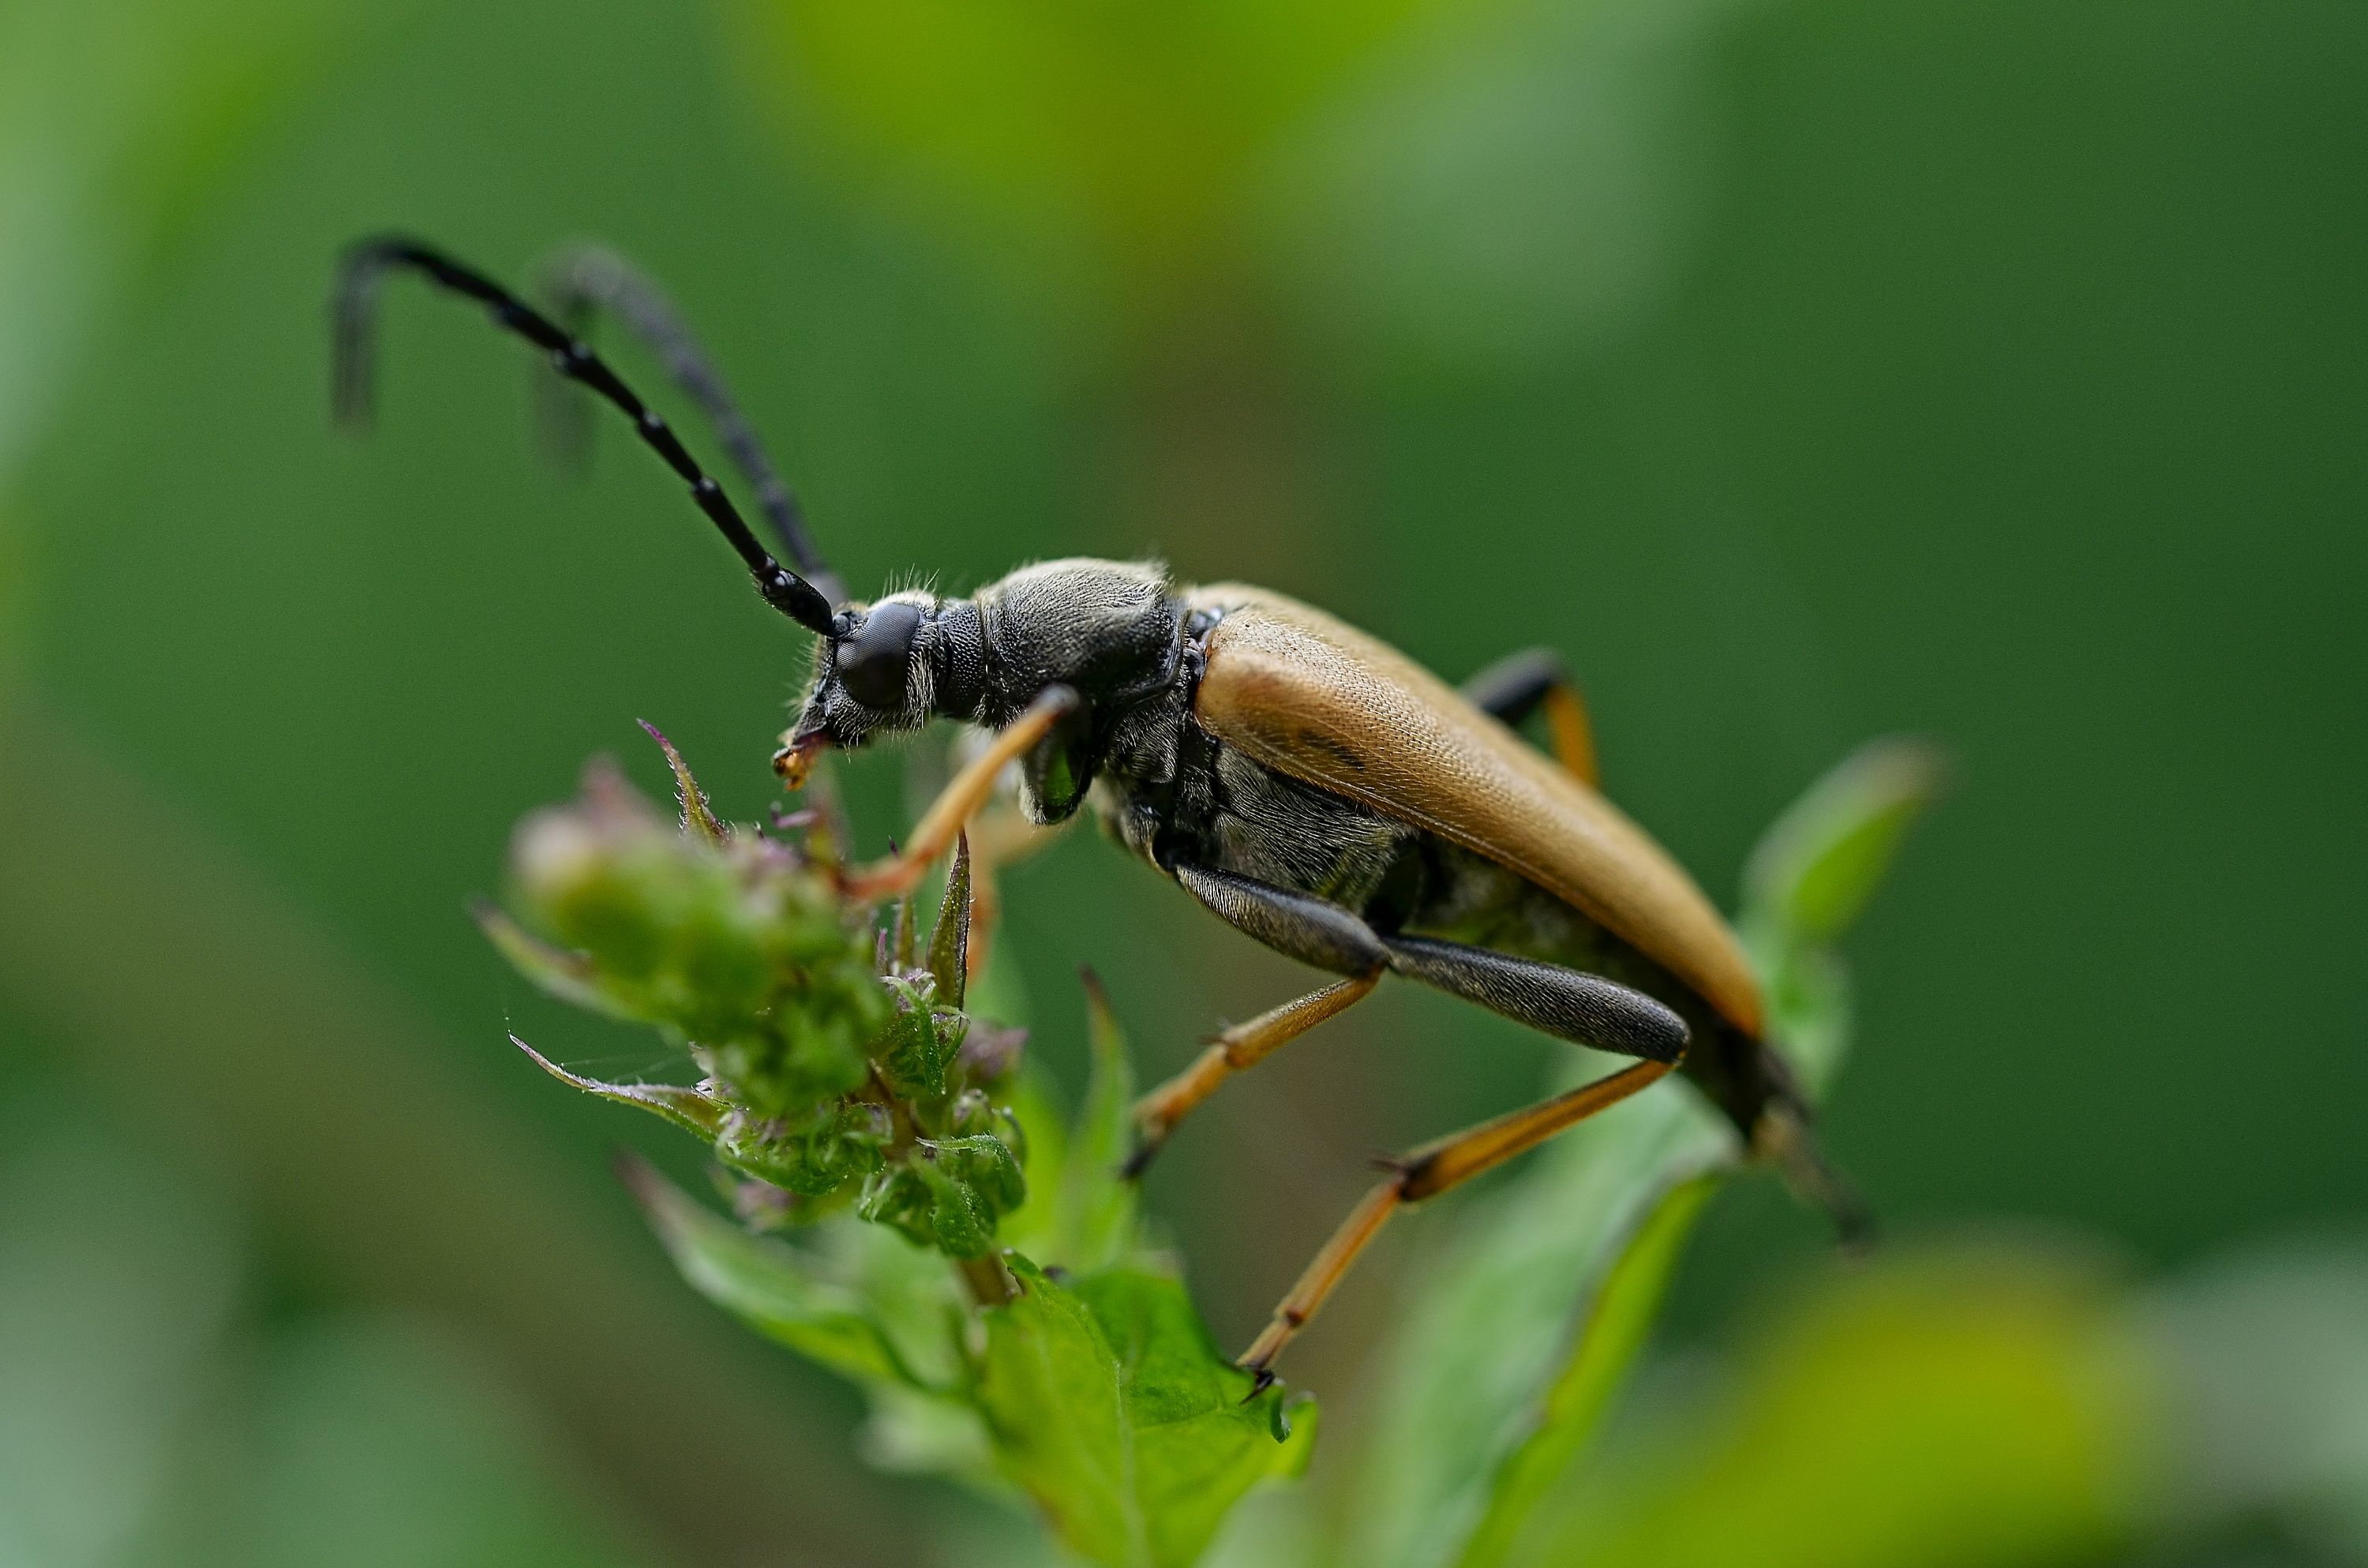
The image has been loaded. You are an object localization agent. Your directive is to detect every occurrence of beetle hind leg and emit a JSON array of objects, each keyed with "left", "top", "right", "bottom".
[
  {"left": 1381, "top": 934, "right": 1688, "bottom": 1063},
  {"left": 1238, "top": 1053, "right": 1680, "bottom": 1381},
  {"left": 1460, "top": 647, "right": 1598, "bottom": 786}
]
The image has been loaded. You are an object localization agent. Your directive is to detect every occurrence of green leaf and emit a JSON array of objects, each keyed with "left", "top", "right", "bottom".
[
  {"left": 994, "top": 1065, "right": 1073, "bottom": 1259},
  {"left": 474, "top": 904, "right": 638, "bottom": 1021},
  {"left": 1354, "top": 736, "right": 1938, "bottom": 1568},
  {"left": 508, "top": 1033, "right": 725, "bottom": 1139},
  {"left": 1055, "top": 969, "right": 1141, "bottom": 1272},
  {"left": 1512, "top": 1252, "right": 2141, "bottom": 1568},
  {"left": 1453, "top": 1175, "right": 1716, "bottom": 1568},
  {"left": 1347, "top": 1080, "right": 1736, "bottom": 1568},
  {"left": 978, "top": 1258, "right": 1311, "bottom": 1568},
  {"left": 714, "top": 1098, "right": 888, "bottom": 1197},
  {"left": 624, "top": 1155, "right": 926, "bottom": 1390},
  {"left": 1742, "top": 736, "right": 1945, "bottom": 950}
]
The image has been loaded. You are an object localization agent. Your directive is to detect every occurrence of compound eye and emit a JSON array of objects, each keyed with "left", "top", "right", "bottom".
[{"left": 835, "top": 601, "right": 923, "bottom": 710}]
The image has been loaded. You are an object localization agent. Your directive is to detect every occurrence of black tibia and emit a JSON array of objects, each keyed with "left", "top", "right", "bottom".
[
  {"left": 1381, "top": 936, "right": 1688, "bottom": 1062},
  {"left": 1459, "top": 647, "right": 1570, "bottom": 728},
  {"left": 1174, "top": 864, "right": 1388, "bottom": 976},
  {"left": 534, "top": 245, "right": 842, "bottom": 604},
  {"left": 329, "top": 236, "right": 840, "bottom": 638}
]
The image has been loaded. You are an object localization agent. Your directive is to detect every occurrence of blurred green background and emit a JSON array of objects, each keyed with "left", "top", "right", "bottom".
[{"left": 1, "top": 0, "right": 2361, "bottom": 1563}]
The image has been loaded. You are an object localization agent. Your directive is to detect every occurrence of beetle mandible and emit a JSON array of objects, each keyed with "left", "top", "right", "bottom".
[{"left": 332, "top": 237, "right": 1864, "bottom": 1386}]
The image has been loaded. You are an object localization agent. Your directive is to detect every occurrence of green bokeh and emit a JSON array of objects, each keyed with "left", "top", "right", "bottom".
[{"left": 2, "top": 0, "right": 2362, "bottom": 1559}]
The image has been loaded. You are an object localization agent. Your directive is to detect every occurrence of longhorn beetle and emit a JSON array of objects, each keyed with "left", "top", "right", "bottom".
[{"left": 332, "top": 237, "right": 1864, "bottom": 1387}]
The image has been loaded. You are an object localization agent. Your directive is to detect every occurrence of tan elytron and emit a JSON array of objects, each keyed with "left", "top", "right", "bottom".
[{"left": 1186, "top": 584, "right": 1765, "bottom": 1040}]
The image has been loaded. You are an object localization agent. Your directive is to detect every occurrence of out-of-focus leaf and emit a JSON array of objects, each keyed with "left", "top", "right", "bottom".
[
  {"left": 473, "top": 904, "right": 639, "bottom": 1021},
  {"left": 1054, "top": 969, "right": 1140, "bottom": 1273},
  {"left": 1454, "top": 1173, "right": 1715, "bottom": 1568},
  {"left": 994, "top": 1065, "right": 1072, "bottom": 1260},
  {"left": 508, "top": 1033, "right": 725, "bottom": 1140},
  {"left": 1353, "top": 738, "right": 1935, "bottom": 1568},
  {"left": 0, "top": 1095, "right": 242, "bottom": 1568},
  {"left": 2139, "top": 1241, "right": 2368, "bottom": 1556},
  {"left": 727, "top": 0, "right": 1443, "bottom": 272},
  {"left": 624, "top": 1156, "right": 928, "bottom": 1390},
  {"left": 977, "top": 1258, "right": 1310, "bottom": 1568},
  {"left": 857, "top": 1382, "right": 996, "bottom": 1483},
  {"left": 1514, "top": 1253, "right": 2143, "bottom": 1568},
  {"left": 1742, "top": 736, "right": 1946, "bottom": 952},
  {"left": 1348, "top": 1081, "right": 1733, "bottom": 1568},
  {"left": 1265, "top": 0, "right": 1737, "bottom": 380}
]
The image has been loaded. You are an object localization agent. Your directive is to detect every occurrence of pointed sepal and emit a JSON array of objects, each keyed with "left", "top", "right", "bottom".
[
  {"left": 509, "top": 1033, "right": 727, "bottom": 1138},
  {"left": 639, "top": 720, "right": 725, "bottom": 844}
]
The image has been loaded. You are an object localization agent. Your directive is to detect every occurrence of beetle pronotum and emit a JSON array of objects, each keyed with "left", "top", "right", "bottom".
[{"left": 333, "top": 237, "right": 1864, "bottom": 1386}]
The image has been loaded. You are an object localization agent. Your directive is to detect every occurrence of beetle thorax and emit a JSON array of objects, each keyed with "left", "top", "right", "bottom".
[{"left": 970, "top": 559, "right": 1185, "bottom": 723}]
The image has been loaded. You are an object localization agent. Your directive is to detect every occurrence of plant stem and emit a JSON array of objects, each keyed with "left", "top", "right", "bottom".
[{"left": 957, "top": 1252, "right": 1017, "bottom": 1306}]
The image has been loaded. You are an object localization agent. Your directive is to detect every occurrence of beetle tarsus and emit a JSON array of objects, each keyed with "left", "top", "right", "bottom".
[{"left": 1118, "top": 1136, "right": 1163, "bottom": 1182}]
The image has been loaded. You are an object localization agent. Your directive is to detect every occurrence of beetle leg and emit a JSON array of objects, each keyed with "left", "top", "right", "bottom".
[
  {"left": 841, "top": 687, "right": 1077, "bottom": 902},
  {"left": 1132, "top": 863, "right": 1392, "bottom": 1176},
  {"left": 939, "top": 726, "right": 1063, "bottom": 982},
  {"left": 1380, "top": 935, "right": 1687, "bottom": 1063},
  {"left": 1239, "top": 1051, "right": 1679, "bottom": 1384},
  {"left": 1171, "top": 864, "right": 1391, "bottom": 976},
  {"left": 1460, "top": 647, "right": 1598, "bottom": 787},
  {"left": 1125, "top": 971, "right": 1380, "bottom": 1178}
]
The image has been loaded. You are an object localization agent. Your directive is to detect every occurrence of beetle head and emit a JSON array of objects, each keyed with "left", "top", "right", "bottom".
[{"left": 775, "top": 590, "right": 988, "bottom": 786}]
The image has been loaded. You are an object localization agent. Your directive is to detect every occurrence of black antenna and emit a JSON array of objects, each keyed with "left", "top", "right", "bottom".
[
  {"left": 332, "top": 235, "right": 844, "bottom": 639},
  {"left": 534, "top": 243, "right": 844, "bottom": 608}
]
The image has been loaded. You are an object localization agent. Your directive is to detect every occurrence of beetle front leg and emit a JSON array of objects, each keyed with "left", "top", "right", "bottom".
[
  {"left": 1238, "top": 1051, "right": 1680, "bottom": 1388},
  {"left": 940, "top": 725, "right": 1065, "bottom": 983},
  {"left": 1461, "top": 647, "right": 1598, "bottom": 787},
  {"left": 840, "top": 686, "right": 1077, "bottom": 902}
]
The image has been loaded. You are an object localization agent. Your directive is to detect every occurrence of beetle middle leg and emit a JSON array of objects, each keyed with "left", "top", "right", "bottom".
[
  {"left": 1461, "top": 647, "right": 1598, "bottom": 786},
  {"left": 1126, "top": 971, "right": 1380, "bottom": 1177},
  {"left": 1124, "top": 864, "right": 1395, "bottom": 1175},
  {"left": 1138, "top": 866, "right": 1687, "bottom": 1178},
  {"left": 1239, "top": 1046, "right": 1680, "bottom": 1387}
]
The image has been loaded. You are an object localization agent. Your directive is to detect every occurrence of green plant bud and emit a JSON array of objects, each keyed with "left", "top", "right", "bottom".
[
  {"left": 699, "top": 994, "right": 873, "bottom": 1119},
  {"left": 511, "top": 807, "right": 682, "bottom": 985},
  {"left": 493, "top": 738, "right": 1032, "bottom": 1260},
  {"left": 875, "top": 975, "right": 968, "bottom": 1102},
  {"left": 858, "top": 1132, "right": 1027, "bottom": 1259},
  {"left": 935, "top": 1133, "right": 1027, "bottom": 1214},
  {"left": 715, "top": 1101, "right": 890, "bottom": 1197},
  {"left": 945, "top": 1087, "right": 995, "bottom": 1138}
]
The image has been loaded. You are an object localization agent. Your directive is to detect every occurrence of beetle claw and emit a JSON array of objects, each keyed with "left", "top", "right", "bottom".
[{"left": 1118, "top": 1135, "right": 1163, "bottom": 1182}]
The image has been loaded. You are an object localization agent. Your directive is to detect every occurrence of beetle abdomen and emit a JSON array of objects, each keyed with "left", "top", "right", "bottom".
[
  {"left": 1186, "top": 584, "right": 1766, "bottom": 1039},
  {"left": 1394, "top": 835, "right": 1800, "bottom": 1141}
]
